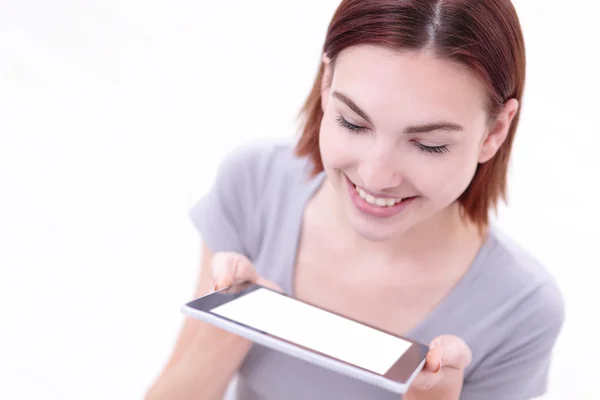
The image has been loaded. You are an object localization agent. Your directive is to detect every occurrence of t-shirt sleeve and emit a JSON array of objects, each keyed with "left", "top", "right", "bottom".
[
  {"left": 188, "top": 146, "right": 263, "bottom": 258},
  {"left": 460, "top": 280, "right": 565, "bottom": 400}
]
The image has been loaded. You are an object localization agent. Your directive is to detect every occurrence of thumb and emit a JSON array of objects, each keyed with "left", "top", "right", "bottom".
[
  {"left": 228, "top": 257, "right": 260, "bottom": 285},
  {"left": 425, "top": 335, "right": 472, "bottom": 372},
  {"left": 211, "top": 252, "right": 257, "bottom": 290}
]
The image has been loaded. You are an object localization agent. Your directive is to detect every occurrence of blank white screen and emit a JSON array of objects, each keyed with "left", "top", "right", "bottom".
[{"left": 211, "top": 288, "right": 411, "bottom": 375}]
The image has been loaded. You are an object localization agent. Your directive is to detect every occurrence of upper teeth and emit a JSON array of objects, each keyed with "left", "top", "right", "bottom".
[{"left": 355, "top": 186, "right": 404, "bottom": 207}]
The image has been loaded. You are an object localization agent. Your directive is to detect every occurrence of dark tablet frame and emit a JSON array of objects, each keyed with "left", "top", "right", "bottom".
[{"left": 185, "top": 282, "right": 429, "bottom": 383}]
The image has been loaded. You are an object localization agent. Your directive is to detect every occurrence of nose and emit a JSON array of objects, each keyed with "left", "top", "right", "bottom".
[{"left": 357, "top": 145, "right": 403, "bottom": 192}]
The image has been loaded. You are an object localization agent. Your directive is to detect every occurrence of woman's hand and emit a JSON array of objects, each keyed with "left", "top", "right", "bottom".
[
  {"left": 405, "top": 335, "right": 472, "bottom": 399},
  {"left": 210, "top": 251, "right": 282, "bottom": 293}
]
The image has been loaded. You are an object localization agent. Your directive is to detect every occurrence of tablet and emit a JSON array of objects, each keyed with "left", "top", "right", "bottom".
[{"left": 181, "top": 282, "right": 428, "bottom": 394}]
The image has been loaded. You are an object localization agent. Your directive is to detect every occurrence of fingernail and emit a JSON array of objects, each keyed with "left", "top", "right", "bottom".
[{"left": 437, "top": 360, "right": 443, "bottom": 373}]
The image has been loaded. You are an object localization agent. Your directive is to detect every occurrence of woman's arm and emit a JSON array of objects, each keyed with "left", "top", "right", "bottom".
[{"left": 144, "top": 243, "right": 252, "bottom": 400}]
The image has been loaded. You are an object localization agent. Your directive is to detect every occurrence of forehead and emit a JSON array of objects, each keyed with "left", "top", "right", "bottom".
[{"left": 331, "top": 45, "right": 489, "bottom": 126}]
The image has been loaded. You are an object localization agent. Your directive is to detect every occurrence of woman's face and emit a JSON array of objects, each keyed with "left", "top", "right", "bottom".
[{"left": 319, "top": 45, "right": 517, "bottom": 242}]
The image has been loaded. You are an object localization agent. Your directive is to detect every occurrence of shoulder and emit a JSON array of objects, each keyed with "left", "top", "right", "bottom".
[
  {"left": 214, "top": 140, "right": 314, "bottom": 194},
  {"left": 477, "top": 224, "right": 565, "bottom": 338},
  {"left": 485, "top": 225, "right": 564, "bottom": 313},
  {"left": 192, "top": 140, "right": 318, "bottom": 259},
  {"left": 459, "top": 225, "right": 565, "bottom": 398}
]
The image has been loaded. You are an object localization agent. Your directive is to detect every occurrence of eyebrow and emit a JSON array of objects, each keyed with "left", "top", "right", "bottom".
[
  {"left": 332, "top": 90, "right": 465, "bottom": 134},
  {"left": 332, "top": 91, "right": 373, "bottom": 125},
  {"left": 404, "top": 122, "right": 464, "bottom": 134}
]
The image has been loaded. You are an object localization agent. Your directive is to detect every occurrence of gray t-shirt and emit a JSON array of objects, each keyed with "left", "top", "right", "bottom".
[{"left": 189, "top": 142, "right": 564, "bottom": 400}]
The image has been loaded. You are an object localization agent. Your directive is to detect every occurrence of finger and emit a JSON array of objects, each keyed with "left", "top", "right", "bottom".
[
  {"left": 210, "top": 252, "right": 235, "bottom": 288},
  {"left": 409, "top": 343, "right": 453, "bottom": 391},
  {"left": 423, "top": 345, "right": 445, "bottom": 373},
  {"left": 425, "top": 335, "right": 472, "bottom": 372},
  {"left": 229, "top": 257, "right": 260, "bottom": 285},
  {"left": 211, "top": 253, "right": 256, "bottom": 290},
  {"left": 409, "top": 368, "right": 444, "bottom": 391},
  {"left": 210, "top": 252, "right": 284, "bottom": 293}
]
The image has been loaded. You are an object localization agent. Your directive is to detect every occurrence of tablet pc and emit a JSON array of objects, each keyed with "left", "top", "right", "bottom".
[{"left": 182, "top": 282, "right": 428, "bottom": 394}]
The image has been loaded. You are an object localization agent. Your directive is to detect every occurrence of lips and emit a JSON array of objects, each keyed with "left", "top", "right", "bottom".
[
  {"left": 345, "top": 175, "right": 416, "bottom": 218},
  {"left": 354, "top": 185, "right": 405, "bottom": 207}
]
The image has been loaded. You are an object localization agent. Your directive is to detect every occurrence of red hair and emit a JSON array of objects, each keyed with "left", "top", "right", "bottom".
[{"left": 295, "top": 0, "right": 526, "bottom": 229}]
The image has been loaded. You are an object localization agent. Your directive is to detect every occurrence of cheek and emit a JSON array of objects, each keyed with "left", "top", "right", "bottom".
[
  {"left": 318, "top": 118, "right": 357, "bottom": 170},
  {"left": 421, "top": 152, "right": 479, "bottom": 200},
  {"left": 399, "top": 139, "right": 478, "bottom": 199}
]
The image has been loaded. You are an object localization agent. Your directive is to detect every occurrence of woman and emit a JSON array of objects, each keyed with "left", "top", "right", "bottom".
[{"left": 147, "top": 0, "right": 564, "bottom": 399}]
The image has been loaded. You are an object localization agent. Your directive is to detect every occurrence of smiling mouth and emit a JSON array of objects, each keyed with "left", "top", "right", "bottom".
[
  {"left": 353, "top": 184, "right": 412, "bottom": 208},
  {"left": 350, "top": 182, "right": 415, "bottom": 208}
]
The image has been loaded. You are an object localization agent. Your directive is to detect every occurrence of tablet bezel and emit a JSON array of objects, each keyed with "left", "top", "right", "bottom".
[{"left": 183, "top": 282, "right": 429, "bottom": 386}]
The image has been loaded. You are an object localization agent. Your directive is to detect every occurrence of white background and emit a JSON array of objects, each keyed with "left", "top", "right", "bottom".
[{"left": 0, "top": 0, "right": 598, "bottom": 399}]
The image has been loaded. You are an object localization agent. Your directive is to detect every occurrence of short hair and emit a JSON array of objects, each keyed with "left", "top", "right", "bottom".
[{"left": 295, "top": 0, "right": 526, "bottom": 229}]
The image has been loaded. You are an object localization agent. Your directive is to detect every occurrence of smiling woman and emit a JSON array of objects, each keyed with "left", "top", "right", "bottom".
[{"left": 146, "top": 1, "right": 564, "bottom": 400}]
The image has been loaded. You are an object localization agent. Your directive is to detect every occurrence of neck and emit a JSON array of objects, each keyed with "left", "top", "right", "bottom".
[{"left": 392, "top": 203, "right": 483, "bottom": 261}]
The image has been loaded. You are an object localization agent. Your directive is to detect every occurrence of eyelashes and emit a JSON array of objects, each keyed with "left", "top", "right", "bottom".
[
  {"left": 335, "top": 115, "right": 367, "bottom": 133},
  {"left": 335, "top": 115, "right": 450, "bottom": 155},
  {"left": 412, "top": 142, "right": 449, "bottom": 154}
]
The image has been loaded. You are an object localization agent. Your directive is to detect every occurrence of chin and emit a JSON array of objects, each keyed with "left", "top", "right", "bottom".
[
  {"left": 343, "top": 200, "right": 415, "bottom": 242},
  {"left": 352, "top": 225, "right": 400, "bottom": 242}
]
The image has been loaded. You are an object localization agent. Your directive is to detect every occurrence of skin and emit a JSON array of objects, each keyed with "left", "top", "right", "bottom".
[
  {"left": 146, "top": 44, "right": 518, "bottom": 399},
  {"left": 319, "top": 45, "right": 515, "bottom": 248}
]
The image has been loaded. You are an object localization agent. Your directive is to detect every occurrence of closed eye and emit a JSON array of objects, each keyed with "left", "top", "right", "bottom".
[
  {"left": 336, "top": 115, "right": 368, "bottom": 133},
  {"left": 413, "top": 142, "right": 449, "bottom": 154},
  {"left": 336, "top": 114, "right": 449, "bottom": 154}
]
